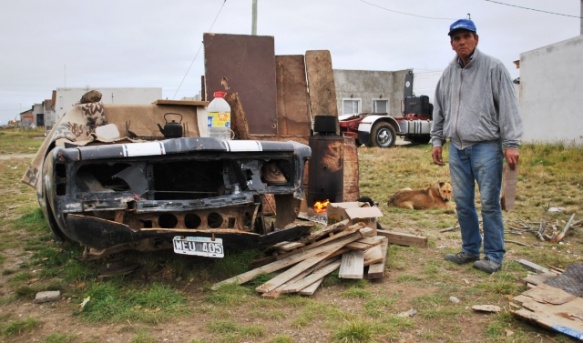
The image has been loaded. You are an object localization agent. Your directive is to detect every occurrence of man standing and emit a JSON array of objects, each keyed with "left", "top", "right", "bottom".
[{"left": 430, "top": 19, "right": 523, "bottom": 273}]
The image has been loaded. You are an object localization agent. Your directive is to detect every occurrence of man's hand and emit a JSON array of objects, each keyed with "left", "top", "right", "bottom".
[
  {"left": 432, "top": 147, "right": 445, "bottom": 166},
  {"left": 504, "top": 148, "right": 519, "bottom": 170}
]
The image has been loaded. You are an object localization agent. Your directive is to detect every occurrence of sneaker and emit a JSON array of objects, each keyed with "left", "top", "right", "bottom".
[
  {"left": 444, "top": 252, "right": 480, "bottom": 265},
  {"left": 473, "top": 258, "right": 501, "bottom": 274}
]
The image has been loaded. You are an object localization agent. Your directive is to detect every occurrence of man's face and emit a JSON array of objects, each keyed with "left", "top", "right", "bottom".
[{"left": 450, "top": 30, "right": 479, "bottom": 60}]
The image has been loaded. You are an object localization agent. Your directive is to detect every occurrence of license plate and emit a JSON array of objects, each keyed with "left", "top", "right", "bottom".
[{"left": 172, "top": 236, "right": 224, "bottom": 258}]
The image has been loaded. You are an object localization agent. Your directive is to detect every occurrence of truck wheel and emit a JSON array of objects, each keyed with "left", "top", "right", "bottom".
[{"left": 371, "top": 122, "right": 396, "bottom": 148}]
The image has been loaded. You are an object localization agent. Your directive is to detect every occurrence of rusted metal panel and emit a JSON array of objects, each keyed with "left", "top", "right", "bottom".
[
  {"left": 305, "top": 50, "right": 339, "bottom": 120},
  {"left": 203, "top": 33, "right": 278, "bottom": 135},
  {"left": 275, "top": 55, "right": 311, "bottom": 137},
  {"left": 307, "top": 135, "right": 344, "bottom": 206}
]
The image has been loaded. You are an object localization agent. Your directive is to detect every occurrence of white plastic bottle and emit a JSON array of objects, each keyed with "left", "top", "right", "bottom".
[{"left": 207, "top": 91, "right": 231, "bottom": 140}]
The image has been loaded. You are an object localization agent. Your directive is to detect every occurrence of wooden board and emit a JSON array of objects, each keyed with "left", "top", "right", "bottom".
[
  {"left": 516, "top": 259, "right": 551, "bottom": 274},
  {"left": 298, "top": 278, "right": 325, "bottom": 296},
  {"left": 281, "top": 260, "right": 341, "bottom": 294},
  {"left": 203, "top": 33, "right": 278, "bottom": 135},
  {"left": 256, "top": 251, "right": 332, "bottom": 293},
  {"left": 342, "top": 137, "right": 360, "bottom": 202},
  {"left": 523, "top": 272, "right": 559, "bottom": 286},
  {"left": 366, "top": 237, "right": 388, "bottom": 279},
  {"left": 501, "top": 164, "right": 518, "bottom": 211},
  {"left": 305, "top": 50, "right": 339, "bottom": 133},
  {"left": 153, "top": 100, "right": 208, "bottom": 107},
  {"left": 345, "top": 236, "right": 385, "bottom": 251},
  {"left": 274, "top": 55, "right": 311, "bottom": 137},
  {"left": 512, "top": 283, "right": 583, "bottom": 340},
  {"left": 212, "top": 227, "right": 371, "bottom": 290},
  {"left": 363, "top": 244, "right": 384, "bottom": 266},
  {"left": 339, "top": 250, "right": 364, "bottom": 279},
  {"left": 376, "top": 229, "right": 428, "bottom": 248}
]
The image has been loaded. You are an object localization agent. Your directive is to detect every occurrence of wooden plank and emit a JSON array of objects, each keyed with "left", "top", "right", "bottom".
[
  {"left": 339, "top": 250, "right": 364, "bottom": 279},
  {"left": 261, "top": 258, "right": 335, "bottom": 298},
  {"left": 523, "top": 272, "right": 559, "bottom": 286},
  {"left": 224, "top": 92, "right": 252, "bottom": 140},
  {"left": 376, "top": 229, "right": 428, "bottom": 248},
  {"left": 256, "top": 228, "right": 375, "bottom": 293},
  {"left": 363, "top": 244, "right": 384, "bottom": 266},
  {"left": 501, "top": 164, "right": 518, "bottom": 211},
  {"left": 275, "top": 222, "right": 365, "bottom": 261},
  {"left": 342, "top": 137, "right": 360, "bottom": 202},
  {"left": 278, "top": 242, "right": 305, "bottom": 252},
  {"left": 367, "top": 237, "right": 389, "bottom": 279},
  {"left": 212, "top": 227, "right": 370, "bottom": 290},
  {"left": 298, "top": 278, "right": 324, "bottom": 296},
  {"left": 516, "top": 259, "right": 550, "bottom": 274},
  {"left": 299, "top": 219, "right": 349, "bottom": 245},
  {"left": 153, "top": 99, "right": 208, "bottom": 107},
  {"left": 512, "top": 284, "right": 583, "bottom": 340},
  {"left": 519, "top": 283, "right": 576, "bottom": 305},
  {"left": 256, "top": 251, "right": 338, "bottom": 294},
  {"left": 345, "top": 236, "right": 385, "bottom": 250},
  {"left": 203, "top": 33, "right": 277, "bottom": 135},
  {"left": 305, "top": 50, "right": 339, "bottom": 133},
  {"left": 275, "top": 55, "right": 311, "bottom": 137},
  {"left": 281, "top": 260, "right": 341, "bottom": 294}
]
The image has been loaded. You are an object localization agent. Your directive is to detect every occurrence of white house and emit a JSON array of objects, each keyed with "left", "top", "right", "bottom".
[{"left": 519, "top": 35, "right": 583, "bottom": 146}]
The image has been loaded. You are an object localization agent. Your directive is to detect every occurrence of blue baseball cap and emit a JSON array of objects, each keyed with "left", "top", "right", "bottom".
[{"left": 448, "top": 19, "right": 477, "bottom": 36}]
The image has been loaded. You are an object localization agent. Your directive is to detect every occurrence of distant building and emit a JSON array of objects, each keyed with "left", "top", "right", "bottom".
[
  {"left": 519, "top": 35, "right": 583, "bottom": 146},
  {"left": 45, "top": 87, "right": 163, "bottom": 130},
  {"left": 20, "top": 109, "right": 34, "bottom": 129},
  {"left": 333, "top": 69, "right": 442, "bottom": 116},
  {"left": 32, "top": 103, "right": 44, "bottom": 128}
]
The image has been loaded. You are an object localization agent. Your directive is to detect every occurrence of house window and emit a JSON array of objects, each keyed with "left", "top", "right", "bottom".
[
  {"left": 342, "top": 99, "right": 361, "bottom": 115},
  {"left": 373, "top": 99, "right": 389, "bottom": 113}
]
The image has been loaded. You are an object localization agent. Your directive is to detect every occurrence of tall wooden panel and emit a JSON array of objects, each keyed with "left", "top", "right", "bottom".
[
  {"left": 203, "top": 33, "right": 278, "bottom": 135},
  {"left": 275, "top": 55, "right": 311, "bottom": 136},
  {"left": 305, "top": 50, "right": 339, "bottom": 133}
]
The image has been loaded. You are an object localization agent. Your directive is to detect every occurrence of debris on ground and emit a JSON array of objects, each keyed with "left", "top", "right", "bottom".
[
  {"left": 512, "top": 260, "right": 583, "bottom": 341},
  {"left": 211, "top": 219, "right": 428, "bottom": 297},
  {"left": 507, "top": 214, "right": 580, "bottom": 243},
  {"left": 472, "top": 305, "right": 501, "bottom": 313},
  {"left": 34, "top": 290, "right": 61, "bottom": 303}
]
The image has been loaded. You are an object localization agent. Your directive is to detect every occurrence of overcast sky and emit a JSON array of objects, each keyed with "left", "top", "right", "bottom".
[{"left": 1, "top": 0, "right": 580, "bottom": 125}]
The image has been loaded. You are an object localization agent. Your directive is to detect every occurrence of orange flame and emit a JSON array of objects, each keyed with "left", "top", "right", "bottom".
[{"left": 313, "top": 199, "right": 330, "bottom": 214}]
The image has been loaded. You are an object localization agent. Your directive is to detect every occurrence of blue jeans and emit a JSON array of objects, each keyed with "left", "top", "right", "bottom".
[{"left": 449, "top": 141, "right": 505, "bottom": 264}]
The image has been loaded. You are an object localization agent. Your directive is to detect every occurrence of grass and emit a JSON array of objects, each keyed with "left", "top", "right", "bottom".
[
  {"left": 0, "top": 127, "right": 46, "bottom": 154},
  {"left": 0, "top": 130, "right": 582, "bottom": 342}
]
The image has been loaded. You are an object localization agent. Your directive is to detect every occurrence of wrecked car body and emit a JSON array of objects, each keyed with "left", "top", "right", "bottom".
[{"left": 23, "top": 100, "right": 312, "bottom": 259}]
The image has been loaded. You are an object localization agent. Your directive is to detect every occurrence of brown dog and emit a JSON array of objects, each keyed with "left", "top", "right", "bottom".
[{"left": 388, "top": 181, "right": 453, "bottom": 210}]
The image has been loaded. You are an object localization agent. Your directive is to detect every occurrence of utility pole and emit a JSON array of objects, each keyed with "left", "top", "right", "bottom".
[
  {"left": 580, "top": 0, "right": 582, "bottom": 35},
  {"left": 252, "top": 0, "right": 257, "bottom": 35}
]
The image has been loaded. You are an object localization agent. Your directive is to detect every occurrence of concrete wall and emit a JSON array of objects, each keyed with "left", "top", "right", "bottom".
[
  {"left": 333, "top": 69, "right": 440, "bottom": 117},
  {"left": 520, "top": 35, "right": 583, "bottom": 146},
  {"left": 334, "top": 69, "right": 410, "bottom": 116}
]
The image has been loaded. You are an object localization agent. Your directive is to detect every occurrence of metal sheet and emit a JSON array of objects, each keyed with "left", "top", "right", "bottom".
[{"left": 203, "top": 33, "right": 278, "bottom": 135}]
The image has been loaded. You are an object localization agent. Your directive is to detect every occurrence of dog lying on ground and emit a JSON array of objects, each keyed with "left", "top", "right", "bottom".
[{"left": 387, "top": 181, "right": 453, "bottom": 210}]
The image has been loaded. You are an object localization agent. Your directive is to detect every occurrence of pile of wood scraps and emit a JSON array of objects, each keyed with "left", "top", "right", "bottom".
[
  {"left": 211, "top": 219, "right": 428, "bottom": 297},
  {"left": 512, "top": 259, "right": 583, "bottom": 341},
  {"left": 507, "top": 213, "right": 581, "bottom": 243}
]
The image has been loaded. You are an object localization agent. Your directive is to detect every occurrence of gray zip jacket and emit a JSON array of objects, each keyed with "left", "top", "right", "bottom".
[{"left": 430, "top": 48, "right": 523, "bottom": 150}]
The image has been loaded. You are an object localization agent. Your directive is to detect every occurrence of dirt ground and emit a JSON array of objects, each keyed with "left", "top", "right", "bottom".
[{"left": 0, "top": 155, "right": 568, "bottom": 343}]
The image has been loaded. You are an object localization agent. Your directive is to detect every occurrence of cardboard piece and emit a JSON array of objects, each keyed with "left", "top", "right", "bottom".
[{"left": 327, "top": 202, "right": 383, "bottom": 231}]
